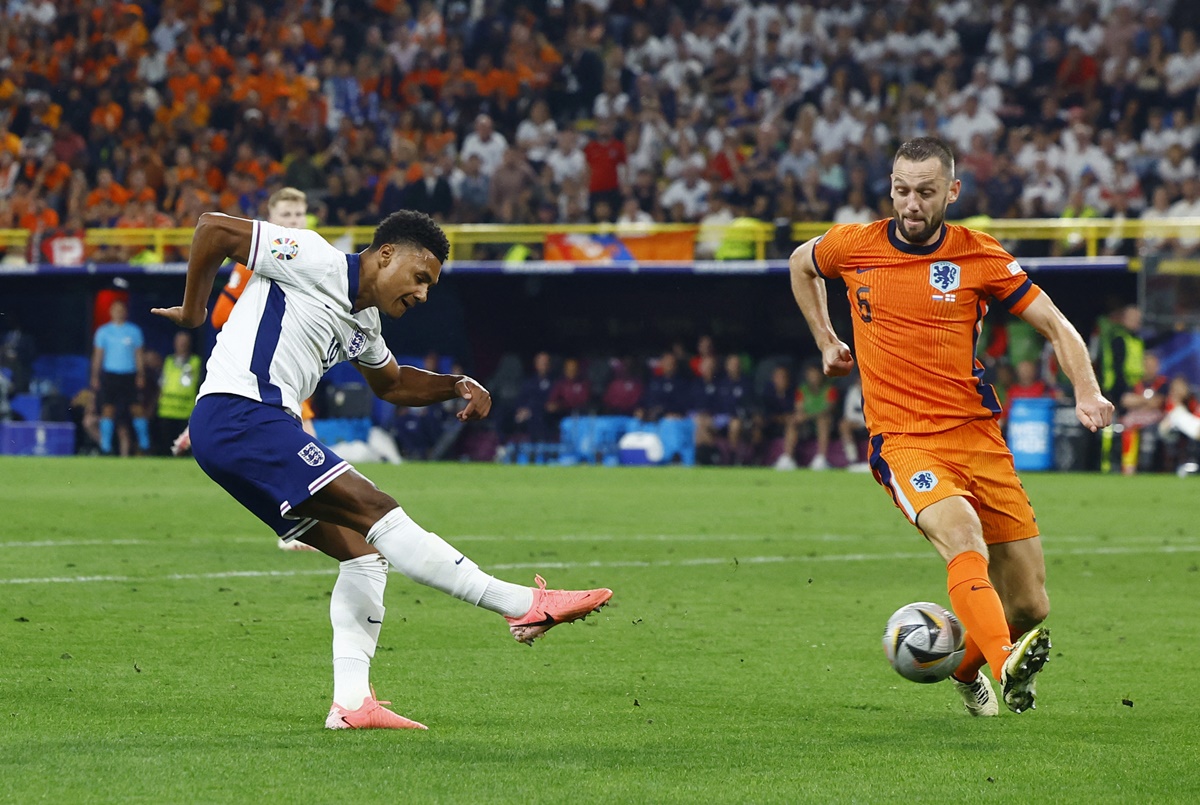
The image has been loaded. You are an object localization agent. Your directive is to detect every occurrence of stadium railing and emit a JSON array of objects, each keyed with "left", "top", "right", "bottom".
[{"left": 3, "top": 219, "right": 1199, "bottom": 274}]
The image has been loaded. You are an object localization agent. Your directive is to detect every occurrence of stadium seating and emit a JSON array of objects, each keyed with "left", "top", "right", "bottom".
[
  {"left": 31, "top": 355, "right": 91, "bottom": 399},
  {"left": 313, "top": 417, "right": 372, "bottom": 445},
  {"left": 9, "top": 393, "right": 42, "bottom": 423}
]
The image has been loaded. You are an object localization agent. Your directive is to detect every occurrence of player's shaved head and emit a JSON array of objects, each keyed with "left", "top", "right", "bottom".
[{"left": 894, "top": 136, "right": 956, "bottom": 179}]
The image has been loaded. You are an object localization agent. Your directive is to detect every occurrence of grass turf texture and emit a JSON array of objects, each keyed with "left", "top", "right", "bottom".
[{"left": 1, "top": 457, "right": 1198, "bottom": 803}]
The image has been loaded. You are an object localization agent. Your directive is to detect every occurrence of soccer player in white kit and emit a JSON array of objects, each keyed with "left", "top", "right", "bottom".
[{"left": 153, "top": 210, "right": 613, "bottom": 730}]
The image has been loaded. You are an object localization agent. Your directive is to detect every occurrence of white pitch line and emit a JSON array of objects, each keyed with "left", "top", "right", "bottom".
[
  {"left": 0, "top": 539, "right": 150, "bottom": 548},
  {"left": 0, "top": 543, "right": 1197, "bottom": 585},
  {"left": 6, "top": 533, "right": 1193, "bottom": 549}
]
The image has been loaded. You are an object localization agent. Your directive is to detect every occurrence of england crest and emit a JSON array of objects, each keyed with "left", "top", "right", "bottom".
[
  {"left": 929, "top": 261, "right": 961, "bottom": 292},
  {"left": 347, "top": 329, "right": 366, "bottom": 359},
  {"left": 298, "top": 442, "right": 326, "bottom": 467}
]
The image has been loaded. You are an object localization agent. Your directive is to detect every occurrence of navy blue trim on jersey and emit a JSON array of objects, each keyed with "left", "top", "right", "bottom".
[
  {"left": 996, "top": 277, "right": 1034, "bottom": 312},
  {"left": 971, "top": 301, "right": 1002, "bottom": 415},
  {"left": 811, "top": 235, "right": 831, "bottom": 278},
  {"left": 346, "top": 251, "right": 361, "bottom": 312},
  {"left": 250, "top": 281, "right": 287, "bottom": 407},
  {"left": 868, "top": 434, "right": 902, "bottom": 510},
  {"left": 247, "top": 220, "right": 261, "bottom": 271},
  {"left": 887, "top": 219, "right": 947, "bottom": 255}
]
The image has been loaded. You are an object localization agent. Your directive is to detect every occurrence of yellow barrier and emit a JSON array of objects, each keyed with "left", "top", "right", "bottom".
[
  {"left": 794, "top": 218, "right": 1200, "bottom": 258},
  {"left": 3, "top": 218, "right": 1200, "bottom": 262}
]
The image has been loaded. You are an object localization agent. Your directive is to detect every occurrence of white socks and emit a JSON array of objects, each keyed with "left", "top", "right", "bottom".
[
  {"left": 366, "top": 507, "right": 533, "bottom": 617},
  {"left": 330, "top": 554, "right": 388, "bottom": 710},
  {"left": 330, "top": 509, "right": 537, "bottom": 709}
]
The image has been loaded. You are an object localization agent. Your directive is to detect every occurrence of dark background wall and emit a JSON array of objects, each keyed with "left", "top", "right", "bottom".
[{"left": 0, "top": 268, "right": 1139, "bottom": 378}]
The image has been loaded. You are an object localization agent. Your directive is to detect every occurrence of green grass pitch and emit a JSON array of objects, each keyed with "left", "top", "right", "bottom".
[{"left": 2, "top": 457, "right": 1198, "bottom": 803}]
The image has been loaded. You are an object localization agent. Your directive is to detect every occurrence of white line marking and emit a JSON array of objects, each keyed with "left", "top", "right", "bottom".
[
  {"left": 0, "top": 543, "right": 1196, "bottom": 585},
  {"left": 0, "top": 539, "right": 150, "bottom": 548},
  {"left": 3, "top": 533, "right": 1191, "bottom": 548}
]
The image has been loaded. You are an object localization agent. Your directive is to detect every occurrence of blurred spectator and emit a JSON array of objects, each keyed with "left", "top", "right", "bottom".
[
  {"left": 762, "top": 365, "right": 798, "bottom": 470},
  {"left": 715, "top": 354, "right": 755, "bottom": 465},
  {"left": 1095, "top": 303, "right": 1145, "bottom": 473},
  {"left": 690, "top": 354, "right": 724, "bottom": 465},
  {"left": 460, "top": 114, "right": 508, "bottom": 177},
  {"left": 511, "top": 351, "right": 556, "bottom": 442},
  {"left": 1118, "top": 352, "right": 1169, "bottom": 474},
  {"left": 642, "top": 352, "right": 691, "bottom": 421},
  {"left": 601, "top": 357, "right": 645, "bottom": 416},
  {"left": 838, "top": 374, "right": 868, "bottom": 470},
  {"left": 1166, "top": 177, "right": 1200, "bottom": 255},
  {"left": 1158, "top": 376, "right": 1200, "bottom": 474},
  {"left": 155, "top": 331, "right": 202, "bottom": 456},
  {"left": 1008, "top": 360, "right": 1051, "bottom": 400},
  {"left": 1, "top": 320, "right": 36, "bottom": 393},
  {"left": 792, "top": 363, "right": 838, "bottom": 471},
  {"left": 584, "top": 117, "right": 626, "bottom": 214},
  {"left": 545, "top": 356, "right": 591, "bottom": 432}
]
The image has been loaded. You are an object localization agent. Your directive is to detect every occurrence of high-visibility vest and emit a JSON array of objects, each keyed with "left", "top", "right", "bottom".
[
  {"left": 1098, "top": 319, "right": 1143, "bottom": 394},
  {"left": 715, "top": 217, "right": 762, "bottom": 260},
  {"left": 158, "top": 354, "right": 202, "bottom": 419}
]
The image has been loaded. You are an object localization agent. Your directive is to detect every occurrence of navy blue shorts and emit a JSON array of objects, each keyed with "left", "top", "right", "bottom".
[{"left": 190, "top": 394, "right": 352, "bottom": 539}]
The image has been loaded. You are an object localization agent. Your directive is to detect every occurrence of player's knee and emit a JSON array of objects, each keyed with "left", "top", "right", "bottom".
[{"left": 359, "top": 489, "right": 400, "bottom": 523}]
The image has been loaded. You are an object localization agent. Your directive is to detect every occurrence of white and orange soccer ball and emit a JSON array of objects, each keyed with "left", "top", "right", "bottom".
[{"left": 883, "top": 602, "right": 966, "bottom": 684}]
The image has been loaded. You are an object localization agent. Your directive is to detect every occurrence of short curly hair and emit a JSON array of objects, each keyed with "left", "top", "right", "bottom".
[{"left": 369, "top": 210, "right": 450, "bottom": 263}]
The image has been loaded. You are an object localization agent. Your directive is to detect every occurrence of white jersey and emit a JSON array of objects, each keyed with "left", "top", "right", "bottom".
[{"left": 197, "top": 220, "right": 392, "bottom": 417}]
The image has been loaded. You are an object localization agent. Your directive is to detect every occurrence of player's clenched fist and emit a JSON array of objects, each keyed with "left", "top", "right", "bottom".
[{"left": 822, "top": 341, "right": 855, "bottom": 377}]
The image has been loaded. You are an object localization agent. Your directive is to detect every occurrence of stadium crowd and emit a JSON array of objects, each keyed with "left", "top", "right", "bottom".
[
  {"left": 0, "top": 0, "right": 1198, "bottom": 259},
  {"left": 1, "top": 0, "right": 1199, "bottom": 472}
]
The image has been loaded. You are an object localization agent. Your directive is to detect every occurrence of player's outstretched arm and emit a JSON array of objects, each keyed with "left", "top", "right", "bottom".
[
  {"left": 1018, "top": 293, "right": 1114, "bottom": 432},
  {"left": 356, "top": 358, "right": 493, "bottom": 421},
  {"left": 789, "top": 238, "right": 854, "bottom": 377},
  {"left": 152, "top": 213, "right": 255, "bottom": 328}
]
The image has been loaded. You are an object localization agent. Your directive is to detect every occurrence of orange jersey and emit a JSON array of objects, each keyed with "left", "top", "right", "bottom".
[
  {"left": 814, "top": 219, "right": 1042, "bottom": 436},
  {"left": 210, "top": 262, "right": 253, "bottom": 331}
]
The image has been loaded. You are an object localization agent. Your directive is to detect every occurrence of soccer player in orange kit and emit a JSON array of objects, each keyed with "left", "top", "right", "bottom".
[{"left": 789, "top": 137, "right": 1114, "bottom": 716}]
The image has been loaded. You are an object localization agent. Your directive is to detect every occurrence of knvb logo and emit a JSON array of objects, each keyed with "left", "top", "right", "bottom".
[
  {"left": 910, "top": 470, "right": 938, "bottom": 491},
  {"left": 929, "top": 261, "right": 961, "bottom": 293}
]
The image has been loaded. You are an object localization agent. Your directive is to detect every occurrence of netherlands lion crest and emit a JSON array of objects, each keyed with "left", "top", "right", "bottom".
[
  {"left": 298, "top": 442, "right": 325, "bottom": 467},
  {"left": 929, "top": 261, "right": 961, "bottom": 292},
  {"left": 910, "top": 470, "right": 938, "bottom": 491}
]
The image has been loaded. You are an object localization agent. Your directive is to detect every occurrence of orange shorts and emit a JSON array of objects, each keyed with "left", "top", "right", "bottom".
[{"left": 866, "top": 418, "right": 1039, "bottom": 544}]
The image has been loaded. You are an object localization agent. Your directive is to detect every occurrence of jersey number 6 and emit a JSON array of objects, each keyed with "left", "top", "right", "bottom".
[{"left": 856, "top": 286, "right": 873, "bottom": 323}]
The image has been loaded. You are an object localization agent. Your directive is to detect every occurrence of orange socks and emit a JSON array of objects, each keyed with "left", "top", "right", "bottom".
[{"left": 947, "top": 551, "right": 1012, "bottom": 682}]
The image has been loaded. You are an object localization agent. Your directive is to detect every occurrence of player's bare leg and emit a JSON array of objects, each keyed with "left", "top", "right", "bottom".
[
  {"left": 291, "top": 470, "right": 612, "bottom": 644},
  {"left": 988, "top": 537, "right": 1049, "bottom": 633},
  {"left": 989, "top": 536, "right": 1052, "bottom": 713}
]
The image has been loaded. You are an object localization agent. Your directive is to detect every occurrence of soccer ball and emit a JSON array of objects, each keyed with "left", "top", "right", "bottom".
[{"left": 883, "top": 602, "right": 966, "bottom": 684}]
